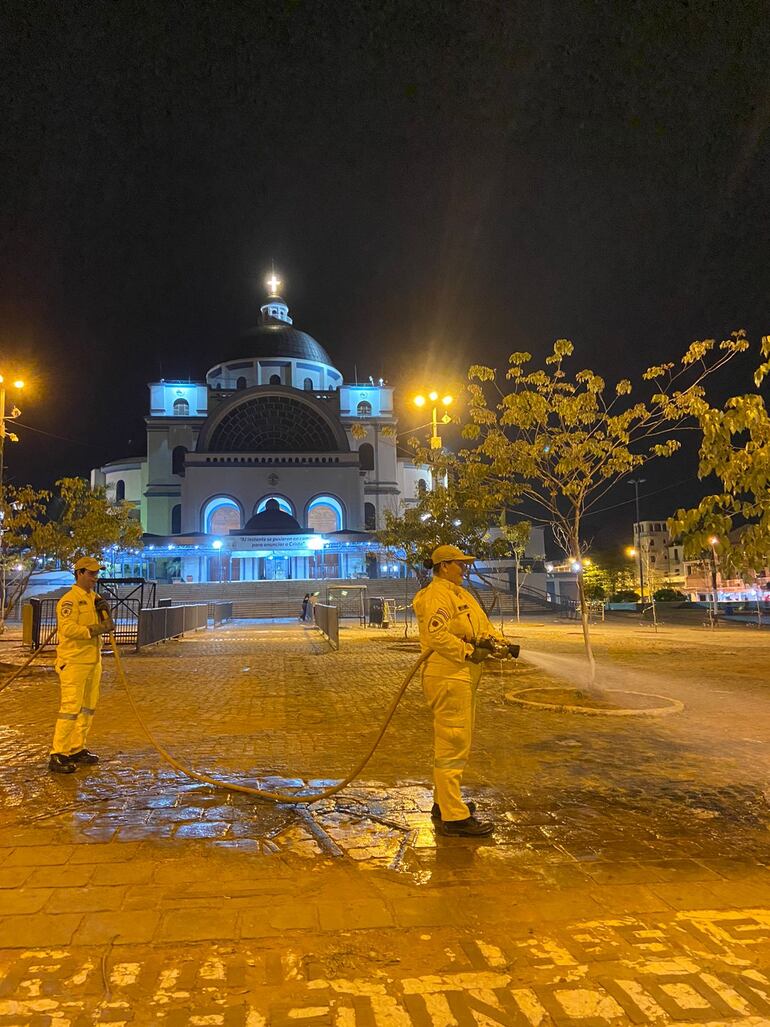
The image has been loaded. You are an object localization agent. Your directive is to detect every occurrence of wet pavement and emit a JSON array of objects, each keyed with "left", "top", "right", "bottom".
[{"left": 2, "top": 618, "right": 770, "bottom": 1024}]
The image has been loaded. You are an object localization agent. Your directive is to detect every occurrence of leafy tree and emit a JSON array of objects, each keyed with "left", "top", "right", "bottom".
[
  {"left": 670, "top": 336, "right": 770, "bottom": 579},
  {"left": 0, "top": 477, "right": 143, "bottom": 628},
  {"left": 653, "top": 587, "right": 687, "bottom": 602},
  {"left": 610, "top": 589, "right": 641, "bottom": 603},
  {"left": 463, "top": 333, "right": 747, "bottom": 683}
]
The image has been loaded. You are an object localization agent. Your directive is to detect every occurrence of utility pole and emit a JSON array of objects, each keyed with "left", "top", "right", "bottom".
[{"left": 628, "top": 478, "right": 646, "bottom": 606}]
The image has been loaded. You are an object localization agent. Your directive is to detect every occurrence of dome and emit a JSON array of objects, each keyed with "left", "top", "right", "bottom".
[
  {"left": 239, "top": 499, "right": 305, "bottom": 534},
  {"left": 235, "top": 319, "right": 333, "bottom": 365}
]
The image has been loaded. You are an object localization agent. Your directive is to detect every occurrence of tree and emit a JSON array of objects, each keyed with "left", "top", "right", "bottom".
[
  {"left": 0, "top": 477, "right": 143, "bottom": 628},
  {"left": 670, "top": 336, "right": 770, "bottom": 579},
  {"left": 462, "top": 333, "right": 748, "bottom": 683}
]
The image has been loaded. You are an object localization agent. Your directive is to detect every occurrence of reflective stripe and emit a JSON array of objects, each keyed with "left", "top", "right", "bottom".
[
  {"left": 435, "top": 756, "right": 466, "bottom": 769},
  {"left": 80, "top": 707, "right": 96, "bottom": 715},
  {"left": 56, "top": 713, "right": 78, "bottom": 721}
]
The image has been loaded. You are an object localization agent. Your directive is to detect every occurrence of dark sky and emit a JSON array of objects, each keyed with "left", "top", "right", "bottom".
[{"left": 2, "top": 0, "right": 768, "bottom": 546}]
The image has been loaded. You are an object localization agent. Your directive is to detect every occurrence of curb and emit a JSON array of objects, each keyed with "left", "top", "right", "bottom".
[{"left": 505, "top": 687, "right": 684, "bottom": 717}]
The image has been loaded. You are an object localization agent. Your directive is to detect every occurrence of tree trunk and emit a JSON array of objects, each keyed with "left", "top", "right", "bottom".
[{"left": 575, "top": 561, "right": 597, "bottom": 688}]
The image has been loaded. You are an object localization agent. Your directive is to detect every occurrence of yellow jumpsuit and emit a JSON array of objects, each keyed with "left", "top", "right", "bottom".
[
  {"left": 413, "top": 577, "right": 505, "bottom": 821},
  {"left": 50, "top": 585, "right": 102, "bottom": 757}
]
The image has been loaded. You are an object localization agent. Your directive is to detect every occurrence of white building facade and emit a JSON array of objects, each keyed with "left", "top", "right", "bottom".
[{"left": 92, "top": 287, "right": 426, "bottom": 582}]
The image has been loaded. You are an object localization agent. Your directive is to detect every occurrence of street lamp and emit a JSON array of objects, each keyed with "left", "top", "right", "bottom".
[
  {"left": 413, "top": 390, "right": 453, "bottom": 451},
  {"left": 0, "top": 374, "right": 25, "bottom": 505},
  {"left": 708, "top": 535, "right": 720, "bottom": 622},
  {"left": 628, "top": 478, "right": 646, "bottom": 605}
]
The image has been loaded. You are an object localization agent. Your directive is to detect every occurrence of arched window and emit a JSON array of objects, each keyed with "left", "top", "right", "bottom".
[
  {"left": 364, "top": 502, "right": 376, "bottom": 530},
  {"left": 357, "top": 400, "right": 372, "bottom": 417},
  {"left": 358, "top": 443, "right": 374, "bottom": 471},
  {"left": 173, "top": 398, "right": 189, "bottom": 416},
  {"left": 236, "top": 376, "right": 247, "bottom": 390},
  {"left": 269, "top": 374, "right": 281, "bottom": 385},
  {"left": 172, "top": 445, "right": 187, "bottom": 476},
  {"left": 114, "top": 479, "right": 125, "bottom": 502},
  {"left": 255, "top": 496, "right": 294, "bottom": 516},
  {"left": 416, "top": 478, "right": 428, "bottom": 496},
  {"left": 202, "top": 497, "right": 242, "bottom": 534},
  {"left": 303, "top": 377, "right": 313, "bottom": 390},
  {"left": 171, "top": 504, "right": 182, "bottom": 534},
  {"left": 307, "top": 496, "right": 344, "bottom": 533}
]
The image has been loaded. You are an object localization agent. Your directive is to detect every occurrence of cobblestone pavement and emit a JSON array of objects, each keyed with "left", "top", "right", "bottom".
[{"left": 2, "top": 618, "right": 770, "bottom": 1024}]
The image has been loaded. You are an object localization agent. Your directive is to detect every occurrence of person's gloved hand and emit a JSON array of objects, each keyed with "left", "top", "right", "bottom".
[
  {"left": 94, "top": 596, "right": 111, "bottom": 618},
  {"left": 88, "top": 622, "right": 113, "bottom": 637},
  {"left": 467, "top": 637, "right": 495, "bottom": 663},
  {"left": 506, "top": 642, "right": 521, "bottom": 659}
]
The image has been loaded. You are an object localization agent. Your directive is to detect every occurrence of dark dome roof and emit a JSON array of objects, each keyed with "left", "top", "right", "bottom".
[
  {"left": 236, "top": 319, "right": 333, "bottom": 365},
  {"left": 239, "top": 499, "right": 305, "bottom": 534}
]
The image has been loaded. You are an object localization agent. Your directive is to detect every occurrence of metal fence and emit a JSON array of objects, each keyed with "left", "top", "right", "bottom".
[
  {"left": 313, "top": 602, "right": 340, "bottom": 650},
  {"left": 27, "top": 596, "right": 141, "bottom": 650},
  {"left": 136, "top": 604, "right": 208, "bottom": 649},
  {"left": 209, "top": 601, "right": 233, "bottom": 625}
]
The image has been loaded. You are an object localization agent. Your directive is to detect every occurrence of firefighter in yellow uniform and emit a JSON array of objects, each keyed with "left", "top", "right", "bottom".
[
  {"left": 48, "top": 556, "right": 114, "bottom": 774},
  {"left": 413, "top": 544, "right": 517, "bottom": 836}
]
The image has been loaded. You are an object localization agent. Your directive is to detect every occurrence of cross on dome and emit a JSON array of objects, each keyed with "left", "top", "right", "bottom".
[{"left": 266, "top": 272, "right": 282, "bottom": 296}]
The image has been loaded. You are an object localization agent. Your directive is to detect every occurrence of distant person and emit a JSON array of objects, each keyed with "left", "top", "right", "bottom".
[
  {"left": 413, "top": 545, "right": 515, "bottom": 836},
  {"left": 300, "top": 593, "right": 310, "bottom": 621},
  {"left": 48, "top": 557, "right": 114, "bottom": 774}
]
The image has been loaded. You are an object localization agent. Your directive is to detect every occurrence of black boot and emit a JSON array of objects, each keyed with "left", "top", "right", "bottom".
[
  {"left": 439, "top": 816, "right": 494, "bottom": 837},
  {"left": 68, "top": 749, "right": 99, "bottom": 765},
  {"left": 48, "top": 753, "right": 76, "bottom": 774}
]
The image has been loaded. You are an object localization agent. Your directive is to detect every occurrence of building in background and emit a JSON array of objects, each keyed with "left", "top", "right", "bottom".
[{"left": 92, "top": 281, "right": 436, "bottom": 582}]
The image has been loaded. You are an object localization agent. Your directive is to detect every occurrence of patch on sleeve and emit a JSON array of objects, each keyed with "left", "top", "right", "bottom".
[
  {"left": 60, "top": 601, "right": 74, "bottom": 617},
  {"left": 428, "top": 609, "right": 449, "bottom": 633}
]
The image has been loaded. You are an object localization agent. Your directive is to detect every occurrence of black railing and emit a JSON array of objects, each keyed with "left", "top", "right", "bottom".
[
  {"left": 314, "top": 602, "right": 340, "bottom": 650},
  {"left": 136, "top": 604, "right": 208, "bottom": 649},
  {"left": 28, "top": 596, "right": 141, "bottom": 650},
  {"left": 209, "top": 601, "right": 233, "bottom": 625}
]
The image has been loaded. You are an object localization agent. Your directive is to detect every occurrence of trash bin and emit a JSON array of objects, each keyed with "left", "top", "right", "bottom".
[{"left": 369, "top": 596, "right": 384, "bottom": 627}]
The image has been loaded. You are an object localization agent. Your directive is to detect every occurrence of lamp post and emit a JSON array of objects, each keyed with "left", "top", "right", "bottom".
[
  {"left": 414, "top": 390, "right": 453, "bottom": 489},
  {"left": 708, "top": 535, "right": 720, "bottom": 624},
  {"left": 212, "top": 539, "right": 223, "bottom": 583},
  {"left": 0, "top": 375, "right": 25, "bottom": 626},
  {"left": 628, "top": 478, "right": 646, "bottom": 606}
]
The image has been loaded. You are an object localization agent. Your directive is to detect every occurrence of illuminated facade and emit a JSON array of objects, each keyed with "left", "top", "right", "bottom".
[{"left": 92, "top": 285, "right": 428, "bottom": 582}]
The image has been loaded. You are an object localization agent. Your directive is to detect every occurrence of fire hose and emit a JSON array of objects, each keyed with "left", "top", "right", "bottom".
[{"left": 2, "top": 617, "right": 518, "bottom": 804}]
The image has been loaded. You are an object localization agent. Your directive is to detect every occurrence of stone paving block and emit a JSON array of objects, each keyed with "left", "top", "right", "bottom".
[
  {"left": 72, "top": 909, "right": 161, "bottom": 945},
  {"left": 4, "top": 844, "right": 75, "bottom": 866},
  {"left": 89, "top": 861, "right": 156, "bottom": 886},
  {"left": 45, "top": 885, "right": 127, "bottom": 914},
  {"left": 0, "top": 888, "right": 52, "bottom": 915},
  {"left": 0, "top": 866, "right": 31, "bottom": 889},
  {"left": 157, "top": 907, "right": 239, "bottom": 942},
  {"left": 0, "top": 912, "right": 82, "bottom": 947},
  {"left": 588, "top": 883, "right": 672, "bottom": 914},
  {"left": 69, "top": 841, "right": 141, "bottom": 864},
  {"left": 25, "top": 864, "right": 94, "bottom": 888},
  {"left": 317, "top": 899, "right": 394, "bottom": 931}
]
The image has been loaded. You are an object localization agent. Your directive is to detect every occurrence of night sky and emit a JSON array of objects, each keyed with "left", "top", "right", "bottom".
[{"left": 2, "top": 1, "right": 768, "bottom": 547}]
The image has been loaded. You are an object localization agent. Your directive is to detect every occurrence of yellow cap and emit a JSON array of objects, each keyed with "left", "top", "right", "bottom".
[
  {"left": 431, "top": 544, "right": 475, "bottom": 565},
  {"left": 73, "top": 556, "right": 103, "bottom": 572}
]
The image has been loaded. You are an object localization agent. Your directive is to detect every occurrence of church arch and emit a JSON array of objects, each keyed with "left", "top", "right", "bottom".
[
  {"left": 364, "top": 502, "right": 376, "bottom": 530},
  {"left": 201, "top": 495, "right": 243, "bottom": 534},
  {"left": 303, "top": 377, "right": 313, "bottom": 390},
  {"left": 357, "top": 400, "right": 372, "bottom": 417},
  {"left": 236, "top": 376, "right": 247, "bottom": 390},
  {"left": 114, "top": 479, "right": 125, "bottom": 502},
  {"left": 269, "top": 374, "right": 282, "bottom": 385},
  {"left": 171, "top": 504, "right": 182, "bottom": 534},
  {"left": 198, "top": 390, "right": 350, "bottom": 454},
  {"left": 305, "top": 495, "right": 344, "bottom": 533},
  {"left": 254, "top": 495, "right": 295, "bottom": 517},
  {"left": 173, "top": 398, "right": 189, "bottom": 416},
  {"left": 358, "top": 443, "right": 374, "bottom": 471}
]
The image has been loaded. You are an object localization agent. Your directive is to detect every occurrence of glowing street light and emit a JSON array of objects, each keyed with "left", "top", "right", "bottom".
[
  {"left": 0, "top": 372, "right": 26, "bottom": 505},
  {"left": 413, "top": 389, "right": 453, "bottom": 451}
]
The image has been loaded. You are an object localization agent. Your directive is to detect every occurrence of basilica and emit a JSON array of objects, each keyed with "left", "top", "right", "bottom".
[{"left": 92, "top": 277, "right": 427, "bottom": 582}]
